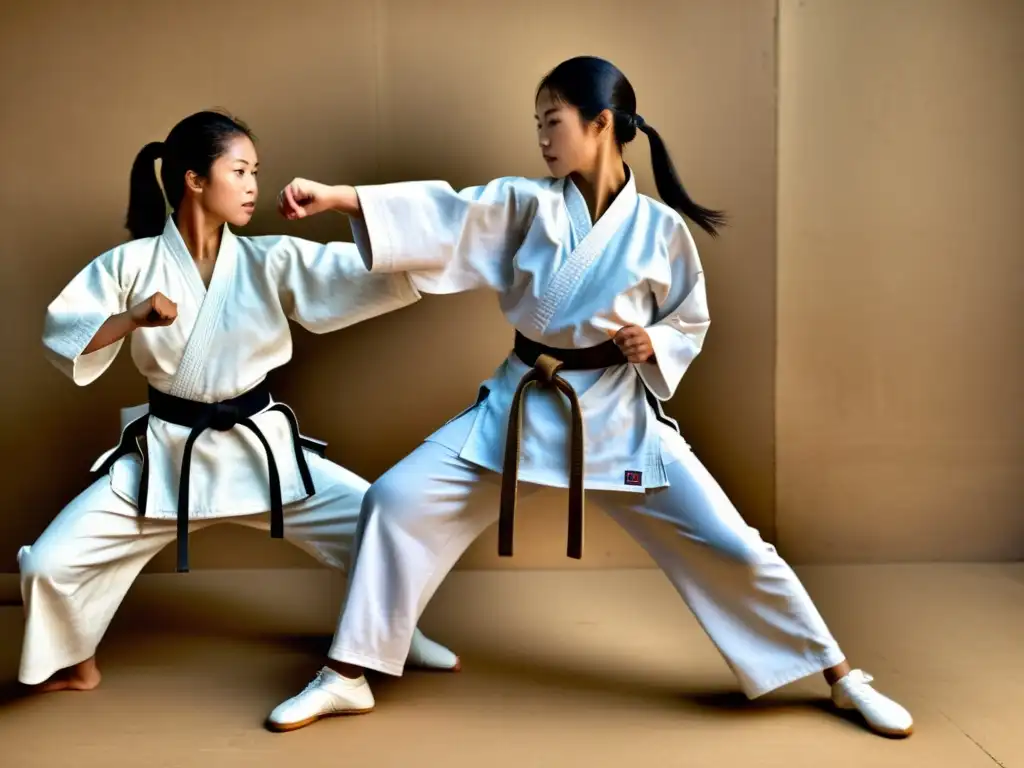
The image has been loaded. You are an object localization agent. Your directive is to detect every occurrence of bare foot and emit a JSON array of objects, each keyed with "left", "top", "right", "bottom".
[{"left": 35, "top": 658, "right": 102, "bottom": 693}]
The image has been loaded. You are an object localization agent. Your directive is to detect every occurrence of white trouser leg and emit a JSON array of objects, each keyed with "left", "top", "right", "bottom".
[
  {"left": 237, "top": 453, "right": 460, "bottom": 669},
  {"left": 594, "top": 439, "right": 846, "bottom": 698},
  {"left": 19, "top": 477, "right": 195, "bottom": 685},
  {"left": 20, "top": 452, "right": 368, "bottom": 685},
  {"left": 327, "top": 440, "right": 541, "bottom": 674},
  {"left": 284, "top": 439, "right": 910, "bottom": 737},
  {"left": 231, "top": 452, "right": 367, "bottom": 571}
]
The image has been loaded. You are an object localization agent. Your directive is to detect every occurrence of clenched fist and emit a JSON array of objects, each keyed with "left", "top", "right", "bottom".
[
  {"left": 129, "top": 292, "right": 177, "bottom": 328},
  {"left": 277, "top": 178, "right": 339, "bottom": 220},
  {"left": 608, "top": 324, "right": 655, "bottom": 364}
]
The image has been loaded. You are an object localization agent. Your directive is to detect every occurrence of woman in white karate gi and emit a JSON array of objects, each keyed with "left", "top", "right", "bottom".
[
  {"left": 20, "top": 110, "right": 458, "bottom": 693},
  {"left": 266, "top": 57, "right": 913, "bottom": 737}
]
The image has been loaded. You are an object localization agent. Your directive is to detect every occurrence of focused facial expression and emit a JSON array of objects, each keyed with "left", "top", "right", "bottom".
[
  {"left": 192, "top": 134, "right": 259, "bottom": 227},
  {"left": 535, "top": 87, "right": 603, "bottom": 178}
]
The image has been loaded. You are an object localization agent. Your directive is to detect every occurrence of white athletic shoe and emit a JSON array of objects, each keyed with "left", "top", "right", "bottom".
[
  {"left": 831, "top": 669, "right": 914, "bottom": 737},
  {"left": 266, "top": 667, "right": 375, "bottom": 732},
  {"left": 407, "top": 627, "right": 461, "bottom": 671}
]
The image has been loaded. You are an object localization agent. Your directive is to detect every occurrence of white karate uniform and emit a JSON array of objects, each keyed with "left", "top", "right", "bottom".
[
  {"left": 19, "top": 217, "right": 422, "bottom": 686},
  {"left": 328, "top": 167, "right": 847, "bottom": 698}
]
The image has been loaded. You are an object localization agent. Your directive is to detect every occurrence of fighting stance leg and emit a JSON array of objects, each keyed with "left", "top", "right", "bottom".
[
  {"left": 266, "top": 440, "right": 541, "bottom": 730},
  {"left": 18, "top": 451, "right": 458, "bottom": 691},
  {"left": 233, "top": 451, "right": 460, "bottom": 670},
  {"left": 18, "top": 476, "right": 205, "bottom": 689},
  {"left": 593, "top": 439, "right": 913, "bottom": 737}
]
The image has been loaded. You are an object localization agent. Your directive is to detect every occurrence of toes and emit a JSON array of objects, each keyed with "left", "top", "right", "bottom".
[
  {"left": 36, "top": 678, "right": 71, "bottom": 693},
  {"left": 35, "top": 671, "right": 101, "bottom": 693}
]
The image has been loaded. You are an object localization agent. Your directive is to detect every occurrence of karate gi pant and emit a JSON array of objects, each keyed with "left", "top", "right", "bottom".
[
  {"left": 18, "top": 451, "right": 365, "bottom": 686},
  {"left": 328, "top": 436, "right": 847, "bottom": 699}
]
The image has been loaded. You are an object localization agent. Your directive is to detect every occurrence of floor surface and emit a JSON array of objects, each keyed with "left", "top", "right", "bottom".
[{"left": 0, "top": 564, "right": 1021, "bottom": 767}]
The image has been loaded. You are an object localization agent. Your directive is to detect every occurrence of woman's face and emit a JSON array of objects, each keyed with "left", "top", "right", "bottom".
[
  {"left": 535, "top": 87, "right": 602, "bottom": 178},
  {"left": 190, "top": 133, "right": 259, "bottom": 227}
]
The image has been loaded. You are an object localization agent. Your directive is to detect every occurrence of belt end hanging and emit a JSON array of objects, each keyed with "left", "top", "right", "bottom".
[
  {"left": 176, "top": 537, "right": 190, "bottom": 574},
  {"left": 497, "top": 496, "right": 516, "bottom": 557},
  {"left": 270, "top": 505, "right": 284, "bottom": 540},
  {"left": 176, "top": 492, "right": 190, "bottom": 573},
  {"left": 567, "top": 504, "right": 584, "bottom": 560}
]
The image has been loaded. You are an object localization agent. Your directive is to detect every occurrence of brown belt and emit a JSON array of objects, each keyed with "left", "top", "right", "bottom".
[{"left": 498, "top": 331, "right": 627, "bottom": 560}]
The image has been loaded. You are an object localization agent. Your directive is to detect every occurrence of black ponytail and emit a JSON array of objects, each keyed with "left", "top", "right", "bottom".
[
  {"left": 124, "top": 110, "right": 254, "bottom": 241},
  {"left": 637, "top": 120, "right": 726, "bottom": 237},
  {"left": 125, "top": 141, "right": 168, "bottom": 240},
  {"left": 537, "top": 56, "right": 726, "bottom": 238}
]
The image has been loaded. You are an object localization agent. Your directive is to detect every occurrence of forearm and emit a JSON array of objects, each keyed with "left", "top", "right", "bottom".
[{"left": 83, "top": 311, "right": 137, "bottom": 354}]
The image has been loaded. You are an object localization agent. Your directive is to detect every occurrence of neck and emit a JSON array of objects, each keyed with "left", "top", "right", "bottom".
[
  {"left": 572, "top": 149, "right": 628, "bottom": 222},
  {"left": 174, "top": 200, "right": 223, "bottom": 261}
]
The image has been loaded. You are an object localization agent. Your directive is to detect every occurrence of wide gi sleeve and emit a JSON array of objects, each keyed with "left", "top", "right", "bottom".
[
  {"left": 636, "top": 219, "right": 712, "bottom": 401},
  {"left": 42, "top": 245, "right": 135, "bottom": 386},
  {"left": 348, "top": 176, "right": 540, "bottom": 295},
  {"left": 264, "top": 235, "right": 423, "bottom": 334}
]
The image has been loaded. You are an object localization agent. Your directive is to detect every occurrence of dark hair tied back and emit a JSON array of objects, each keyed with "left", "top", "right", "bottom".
[
  {"left": 125, "top": 110, "right": 253, "bottom": 240},
  {"left": 538, "top": 57, "right": 726, "bottom": 237}
]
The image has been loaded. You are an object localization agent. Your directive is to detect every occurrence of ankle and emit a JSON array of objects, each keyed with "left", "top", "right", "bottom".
[
  {"left": 326, "top": 659, "right": 364, "bottom": 680},
  {"left": 75, "top": 658, "right": 100, "bottom": 678},
  {"left": 824, "top": 660, "right": 852, "bottom": 686}
]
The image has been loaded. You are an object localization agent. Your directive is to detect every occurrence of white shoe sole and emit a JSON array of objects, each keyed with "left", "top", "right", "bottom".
[
  {"left": 266, "top": 705, "right": 375, "bottom": 733},
  {"left": 868, "top": 721, "right": 913, "bottom": 738},
  {"left": 836, "top": 705, "right": 914, "bottom": 738}
]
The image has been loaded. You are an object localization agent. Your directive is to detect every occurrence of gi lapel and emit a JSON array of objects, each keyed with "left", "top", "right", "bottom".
[
  {"left": 530, "top": 166, "right": 638, "bottom": 333},
  {"left": 162, "top": 218, "right": 238, "bottom": 401}
]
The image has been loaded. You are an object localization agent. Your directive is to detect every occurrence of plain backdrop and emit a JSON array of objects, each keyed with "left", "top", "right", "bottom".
[{"left": 0, "top": 0, "right": 1019, "bottom": 574}]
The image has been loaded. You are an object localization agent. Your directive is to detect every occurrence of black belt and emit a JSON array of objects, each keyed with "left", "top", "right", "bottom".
[
  {"left": 94, "top": 383, "right": 318, "bottom": 573},
  {"left": 499, "top": 332, "right": 627, "bottom": 560},
  {"left": 512, "top": 330, "right": 627, "bottom": 370}
]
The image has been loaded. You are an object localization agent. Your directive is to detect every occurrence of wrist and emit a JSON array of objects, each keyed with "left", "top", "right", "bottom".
[
  {"left": 121, "top": 310, "right": 141, "bottom": 330},
  {"left": 329, "top": 185, "right": 359, "bottom": 215}
]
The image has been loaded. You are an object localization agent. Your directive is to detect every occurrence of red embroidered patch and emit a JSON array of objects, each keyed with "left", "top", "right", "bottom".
[{"left": 624, "top": 470, "right": 642, "bottom": 486}]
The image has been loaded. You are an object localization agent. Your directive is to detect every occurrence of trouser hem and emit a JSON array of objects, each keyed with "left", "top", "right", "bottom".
[
  {"left": 742, "top": 647, "right": 847, "bottom": 699},
  {"left": 328, "top": 647, "right": 406, "bottom": 677}
]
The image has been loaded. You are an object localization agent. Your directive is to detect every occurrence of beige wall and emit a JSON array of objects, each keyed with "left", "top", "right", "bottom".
[
  {"left": 776, "top": 0, "right": 1024, "bottom": 562},
  {"left": 1, "top": 0, "right": 1019, "bottom": 575},
  {"left": 0, "top": 0, "right": 777, "bottom": 572}
]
